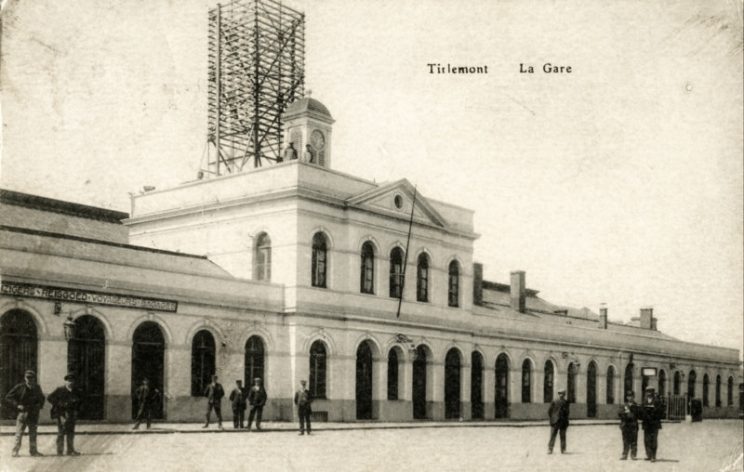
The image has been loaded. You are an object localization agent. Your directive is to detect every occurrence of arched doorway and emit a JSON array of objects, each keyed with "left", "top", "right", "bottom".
[
  {"left": 624, "top": 363, "right": 634, "bottom": 398},
  {"left": 245, "top": 336, "right": 265, "bottom": 385},
  {"left": 191, "top": 330, "right": 215, "bottom": 396},
  {"left": 586, "top": 362, "right": 597, "bottom": 418},
  {"left": 355, "top": 341, "right": 373, "bottom": 420},
  {"left": 444, "top": 349, "right": 461, "bottom": 419},
  {"left": 0, "top": 310, "right": 38, "bottom": 419},
  {"left": 68, "top": 315, "right": 105, "bottom": 420},
  {"left": 132, "top": 322, "right": 165, "bottom": 419},
  {"left": 495, "top": 354, "right": 509, "bottom": 418},
  {"left": 412, "top": 345, "right": 428, "bottom": 419},
  {"left": 567, "top": 362, "right": 577, "bottom": 403},
  {"left": 471, "top": 352, "right": 484, "bottom": 419}
]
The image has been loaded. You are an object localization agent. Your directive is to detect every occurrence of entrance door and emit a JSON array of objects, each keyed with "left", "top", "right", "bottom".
[
  {"left": 132, "top": 322, "right": 165, "bottom": 419},
  {"left": 0, "top": 310, "right": 38, "bottom": 419},
  {"left": 586, "top": 362, "right": 597, "bottom": 418},
  {"left": 444, "top": 349, "right": 461, "bottom": 419},
  {"left": 471, "top": 352, "right": 483, "bottom": 419},
  {"left": 495, "top": 354, "right": 509, "bottom": 418},
  {"left": 412, "top": 345, "right": 427, "bottom": 419},
  {"left": 68, "top": 315, "right": 106, "bottom": 419},
  {"left": 355, "top": 342, "right": 373, "bottom": 419}
]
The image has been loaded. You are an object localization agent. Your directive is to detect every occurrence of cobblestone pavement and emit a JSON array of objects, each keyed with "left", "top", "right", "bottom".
[{"left": 0, "top": 420, "right": 741, "bottom": 472}]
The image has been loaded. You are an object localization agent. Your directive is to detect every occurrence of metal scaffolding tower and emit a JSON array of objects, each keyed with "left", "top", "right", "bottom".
[{"left": 206, "top": 0, "right": 305, "bottom": 175}]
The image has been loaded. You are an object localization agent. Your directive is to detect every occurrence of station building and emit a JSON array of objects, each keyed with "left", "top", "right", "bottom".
[{"left": 1, "top": 97, "right": 741, "bottom": 423}]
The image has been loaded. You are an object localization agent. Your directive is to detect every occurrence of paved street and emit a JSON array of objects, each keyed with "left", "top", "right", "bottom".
[{"left": 0, "top": 420, "right": 741, "bottom": 472}]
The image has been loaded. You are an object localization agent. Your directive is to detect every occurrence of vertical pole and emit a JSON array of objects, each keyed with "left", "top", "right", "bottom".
[
  {"left": 396, "top": 186, "right": 417, "bottom": 318},
  {"left": 215, "top": 4, "right": 222, "bottom": 176},
  {"left": 253, "top": 0, "right": 261, "bottom": 167}
]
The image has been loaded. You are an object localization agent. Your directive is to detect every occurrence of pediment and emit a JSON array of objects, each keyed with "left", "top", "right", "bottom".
[{"left": 346, "top": 179, "right": 447, "bottom": 228}]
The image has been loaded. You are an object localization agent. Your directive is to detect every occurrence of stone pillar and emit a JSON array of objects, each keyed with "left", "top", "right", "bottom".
[
  {"left": 484, "top": 365, "right": 496, "bottom": 418},
  {"left": 575, "top": 369, "right": 587, "bottom": 404},
  {"left": 509, "top": 365, "right": 522, "bottom": 407},
  {"left": 373, "top": 357, "right": 387, "bottom": 419},
  {"left": 106, "top": 341, "right": 132, "bottom": 421},
  {"left": 460, "top": 363, "right": 472, "bottom": 420},
  {"left": 534, "top": 366, "right": 545, "bottom": 404},
  {"left": 429, "top": 360, "right": 444, "bottom": 420}
]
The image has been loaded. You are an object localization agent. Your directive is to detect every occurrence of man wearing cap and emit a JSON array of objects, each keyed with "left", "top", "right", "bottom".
[
  {"left": 641, "top": 386, "right": 663, "bottom": 462},
  {"left": 132, "top": 378, "right": 160, "bottom": 430},
  {"left": 294, "top": 379, "right": 312, "bottom": 435},
  {"left": 618, "top": 390, "right": 641, "bottom": 460},
  {"left": 247, "top": 377, "right": 267, "bottom": 431},
  {"left": 203, "top": 374, "right": 225, "bottom": 429},
  {"left": 4, "top": 370, "right": 45, "bottom": 457},
  {"left": 547, "top": 389, "right": 570, "bottom": 454},
  {"left": 229, "top": 379, "right": 246, "bottom": 429},
  {"left": 48, "top": 374, "right": 82, "bottom": 456}
]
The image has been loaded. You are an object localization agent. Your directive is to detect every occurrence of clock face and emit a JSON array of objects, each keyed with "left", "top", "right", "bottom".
[{"left": 310, "top": 130, "right": 326, "bottom": 150}]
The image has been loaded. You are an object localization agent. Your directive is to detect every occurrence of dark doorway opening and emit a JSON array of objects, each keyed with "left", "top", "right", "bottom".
[
  {"left": 495, "top": 354, "right": 509, "bottom": 418},
  {"left": 587, "top": 362, "right": 597, "bottom": 418},
  {"left": 444, "top": 349, "right": 461, "bottom": 419},
  {"left": 356, "top": 341, "right": 373, "bottom": 419},
  {"left": 412, "top": 345, "right": 428, "bottom": 419},
  {"left": 0, "top": 310, "right": 38, "bottom": 419},
  {"left": 68, "top": 315, "right": 105, "bottom": 420},
  {"left": 131, "top": 322, "right": 165, "bottom": 419},
  {"left": 471, "top": 351, "right": 483, "bottom": 419}
]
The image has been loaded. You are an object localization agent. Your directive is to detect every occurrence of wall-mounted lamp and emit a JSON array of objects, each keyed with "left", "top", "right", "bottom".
[{"left": 63, "top": 314, "right": 76, "bottom": 341}]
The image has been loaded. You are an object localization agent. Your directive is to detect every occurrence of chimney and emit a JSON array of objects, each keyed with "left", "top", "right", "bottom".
[
  {"left": 640, "top": 307, "right": 653, "bottom": 330},
  {"left": 472, "top": 263, "right": 483, "bottom": 306},
  {"left": 598, "top": 303, "right": 608, "bottom": 329},
  {"left": 510, "top": 271, "right": 526, "bottom": 313}
]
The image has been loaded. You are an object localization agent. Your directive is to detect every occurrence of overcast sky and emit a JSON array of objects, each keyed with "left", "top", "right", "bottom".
[{"left": 1, "top": 0, "right": 742, "bottom": 353}]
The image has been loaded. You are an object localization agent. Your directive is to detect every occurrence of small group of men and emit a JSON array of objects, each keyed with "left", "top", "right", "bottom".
[
  {"left": 197, "top": 375, "right": 267, "bottom": 431},
  {"left": 4, "top": 370, "right": 81, "bottom": 458},
  {"left": 547, "top": 386, "right": 665, "bottom": 462},
  {"left": 281, "top": 142, "right": 316, "bottom": 164}
]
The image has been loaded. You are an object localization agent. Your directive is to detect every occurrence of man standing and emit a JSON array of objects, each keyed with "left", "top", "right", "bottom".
[
  {"left": 203, "top": 374, "right": 224, "bottom": 429},
  {"left": 283, "top": 142, "right": 298, "bottom": 161},
  {"left": 641, "top": 386, "right": 663, "bottom": 462},
  {"left": 132, "top": 378, "right": 160, "bottom": 430},
  {"left": 48, "top": 374, "right": 82, "bottom": 456},
  {"left": 547, "top": 389, "right": 570, "bottom": 454},
  {"left": 618, "top": 390, "right": 640, "bottom": 460},
  {"left": 247, "top": 377, "right": 267, "bottom": 431},
  {"left": 229, "top": 380, "right": 246, "bottom": 429},
  {"left": 4, "top": 370, "right": 45, "bottom": 457},
  {"left": 294, "top": 379, "right": 312, "bottom": 435}
]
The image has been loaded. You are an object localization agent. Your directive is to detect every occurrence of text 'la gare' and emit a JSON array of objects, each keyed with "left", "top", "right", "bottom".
[{"left": 520, "top": 63, "right": 573, "bottom": 74}]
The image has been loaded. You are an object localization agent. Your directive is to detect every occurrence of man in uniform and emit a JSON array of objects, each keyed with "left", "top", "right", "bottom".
[
  {"left": 132, "top": 378, "right": 160, "bottom": 430},
  {"left": 294, "top": 379, "right": 312, "bottom": 435},
  {"left": 641, "top": 386, "right": 663, "bottom": 462},
  {"left": 48, "top": 373, "right": 82, "bottom": 456},
  {"left": 247, "top": 377, "right": 267, "bottom": 431},
  {"left": 203, "top": 374, "right": 224, "bottom": 429},
  {"left": 547, "top": 389, "right": 570, "bottom": 454},
  {"left": 618, "top": 390, "right": 640, "bottom": 460},
  {"left": 4, "top": 370, "right": 45, "bottom": 457},
  {"left": 229, "top": 379, "right": 246, "bottom": 429}
]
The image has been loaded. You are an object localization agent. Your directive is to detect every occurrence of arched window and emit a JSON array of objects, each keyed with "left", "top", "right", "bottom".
[
  {"left": 387, "top": 349, "right": 399, "bottom": 400},
  {"left": 543, "top": 361, "right": 554, "bottom": 403},
  {"left": 658, "top": 369, "right": 666, "bottom": 398},
  {"left": 389, "top": 247, "right": 404, "bottom": 298},
  {"left": 309, "top": 341, "right": 327, "bottom": 399},
  {"left": 521, "top": 359, "right": 532, "bottom": 403},
  {"left": 688, "top": 370, "right": 696, "bottom": 398},
  {"left": 567, "top": 362, "right": 577, "bottom": 403},
  {"left": 727, "top": 376, "right": 733, "bottom": 406},
  {"left": 0, "top": 310, "right": 38, "bottom": 420},
  {"left": 311, "top": 233, "right": 328, "bottom": 288},
  {"left": 448, "top": 260, "right": 460, "bottom": 307},
  {"left": 702, "top": 374, "right": 709, "bottom": 407},
  {"left": 606, "top": 366, "right": 616, "bottom": 404},
  {"left": 245, "top": 336, "right": 265, "bottom": 385},
  {"left": 191, "top": 330, "right": 216, "bottom": 396},
  {"left": 673, "top": 371, "right": 681, "bottom": 395},
  {"left": 715, "top": 375, "right": 721, "bottom": 407},
  {"left": 416, "top": 253, "right": 429, "bottom": 302},
  {"left": 360, "top": 242, "right": 375, "bottom": 294},
  {"left": 624, "top": 363, "right": 634, "bottom": 398},
  {"left": 254, "top": 233, "right": 271, "bottom": 281}
]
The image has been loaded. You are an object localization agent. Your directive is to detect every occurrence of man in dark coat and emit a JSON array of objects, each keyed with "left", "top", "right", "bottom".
[
  {"left": 203, "top": 374, "right": 224, "bottom": 429},
  {"left": 132, "top": 378, "right": 160, "bottom": 430},
  {"left": 247, "top": 377, "right": 267, "bottom": 431},
  {"left": 283, "top": 142, "right": 298, "bottom": 161},
  {"left": 48, "top": 374, "right": 82, "bottom": 456},
  {"left": 229, "top": 380, "right": 246, "bottom": 429},
  {"left": 641, "top": 386, "right": 663, "bottom": 462},
  {"left": 4, "top": 370, "right": 45, "bottom": 457},
  {"left": 294, "top": 379, "right": 312, "bottom": 435},
  {"left": 547, "top": 389, "right": 570, "bottom": 454},
  {"left": 618, "top": 390, "right": 641, "bottom": 460}
]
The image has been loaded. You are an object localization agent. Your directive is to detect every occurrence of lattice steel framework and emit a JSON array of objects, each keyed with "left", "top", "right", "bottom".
[{"left": 207, "top": 0, "right": 305, "bottom": 175}]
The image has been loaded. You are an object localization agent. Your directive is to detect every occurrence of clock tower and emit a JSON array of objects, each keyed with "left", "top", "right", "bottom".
[{"left": 282, "top": 94, "right": 334, "bottom": 168}]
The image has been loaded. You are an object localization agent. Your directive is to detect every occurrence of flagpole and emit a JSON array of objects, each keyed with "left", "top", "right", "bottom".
[{"left": 396, "top": 185, "right": 417, "bottom": 318}]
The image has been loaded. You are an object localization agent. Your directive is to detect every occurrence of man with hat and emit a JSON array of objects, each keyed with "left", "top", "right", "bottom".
[
  {"left": 618, "top": 390, "right": 641, "bottom": 460},
  {"left": 203, "top": 374, "right": 225, "bottom": 429},
  {"left": 132, "top": 378, "right": 160, "bottom": 430},
  {"left": 247, "top": 377, "right": 268, "bottom": 431},
  {"left": 283, "top": 141, "right": 298, "bottom": 161},
  {"left": 547, "top": 389, "right": 570, "bottom": 454},
  {"left": 294, "top": 379, "right": 313, "bottom": 435},
  {"left": 228, "top": 379, "right": 246, "bottom": 429},
  {"left": 641, "top": 386, "right": 663, "bottom": 462},
  {"left": 48, "top": 373, "right": 82, "bottom": 456},
  {"left": 4, "top": 370, "right": 46, "bottom": 457}
]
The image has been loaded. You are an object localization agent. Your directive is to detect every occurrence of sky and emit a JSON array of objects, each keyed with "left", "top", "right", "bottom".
[{"left": 1, "top": 0, "right": 742, "bottom": 352}]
